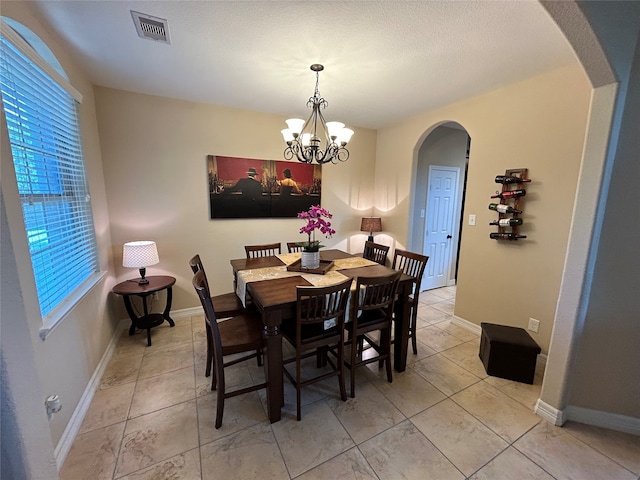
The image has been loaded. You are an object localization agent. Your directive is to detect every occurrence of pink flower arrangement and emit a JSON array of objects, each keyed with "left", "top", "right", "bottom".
[{"left": 297, "top": 205, "right": 336, "bottom": 252}]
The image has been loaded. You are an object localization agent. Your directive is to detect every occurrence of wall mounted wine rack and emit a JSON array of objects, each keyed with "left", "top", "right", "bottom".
[{"left": 489, "top": 167, "right": 529, "bottom": 241}]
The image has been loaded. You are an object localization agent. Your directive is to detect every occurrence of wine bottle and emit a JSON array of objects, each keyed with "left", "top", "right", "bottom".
[
  {"left": 488, "top": 203, "right": 522, "bottom": 214},
  {"left": 490, "top": 189, "right": 526, "bottom": 199},
  {"left": 490, "top": 218, "right": 523, "bottom": 227},
  {"left": 490, "top": 232, "right": 527, "bottom": 240},
  {"left": 495, "top": 175, "right": 531, "bottom": 184}
]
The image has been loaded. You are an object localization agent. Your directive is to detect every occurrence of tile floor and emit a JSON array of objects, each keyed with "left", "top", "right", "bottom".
[{"left": 60, "top": 286, "right": 640, "bottom": 479}]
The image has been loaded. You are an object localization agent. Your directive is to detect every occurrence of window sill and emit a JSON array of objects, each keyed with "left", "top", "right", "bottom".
[{"left": 39, "top": 271, "right": 107, "bottom": 341}]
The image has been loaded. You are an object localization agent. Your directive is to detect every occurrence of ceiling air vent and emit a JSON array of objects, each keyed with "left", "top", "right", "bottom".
[{"left": 131, "top": 11, "right": 171, "bottom": 44}]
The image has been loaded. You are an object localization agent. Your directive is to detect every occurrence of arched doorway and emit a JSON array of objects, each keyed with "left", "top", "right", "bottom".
[{"left": 410, "top": 122, "right": 470, "bottom": 292}]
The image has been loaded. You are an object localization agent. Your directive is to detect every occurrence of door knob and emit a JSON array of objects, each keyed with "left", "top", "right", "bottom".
[{"left": 447, "top": 235, "right": 452, "bottom": 239}]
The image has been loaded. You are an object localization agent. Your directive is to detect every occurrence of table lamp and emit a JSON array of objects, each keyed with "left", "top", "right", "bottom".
[
  {"left": 360, "top": 217, "right": 382, "bottom": 242},
  {"left": 123, "top": 241, "right": 159, "bottom": 285}
]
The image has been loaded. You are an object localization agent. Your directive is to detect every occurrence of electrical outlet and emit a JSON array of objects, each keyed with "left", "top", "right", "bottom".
[
  {"left": 468, "top": 214, "right": 476, "bottom": 226},
  {"left": 528, "top": 318, "right": 540, "bottom": 333}
]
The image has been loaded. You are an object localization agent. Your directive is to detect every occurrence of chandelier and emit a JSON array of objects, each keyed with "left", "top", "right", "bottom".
[{"left": 281, "top": 64, "right": 354, "bottom": 165}]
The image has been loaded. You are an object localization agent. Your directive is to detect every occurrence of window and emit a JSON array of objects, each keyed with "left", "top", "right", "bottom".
[{"left": 0, "top": 19, "right": 99, "bottom": 326}]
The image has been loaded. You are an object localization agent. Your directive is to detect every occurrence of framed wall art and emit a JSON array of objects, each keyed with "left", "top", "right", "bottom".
[{"left": 207, "top": 155, "right": 322, "bottom": 219}]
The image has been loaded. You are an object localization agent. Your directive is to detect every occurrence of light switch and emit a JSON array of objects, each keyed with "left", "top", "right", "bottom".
[
  {"left": 420, "top": 209, "right": 425, "bottom": 218},
  {"left": 469, "top": 214, "right": 476, "bottom": 226}
]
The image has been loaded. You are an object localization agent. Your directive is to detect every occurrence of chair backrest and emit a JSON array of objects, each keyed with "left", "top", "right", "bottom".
[
  {"left": 353, "top": 271, "right": 402, "bottom": 320},
  {"left": 363, "top": 241, "right": 390, "bottom": 265},
  {"left": 189, "top": 254, "right": 211, "bottom": 292},
  {"left": 192, "top": 270, "right": 224, "bottom": 373},
  {"left": 244, "top": 242, "right": 282, "bottom": 258},
  {"left": 287, "top": 242, "right": 304, "bottom": 253},
  {"left": 295, "top": 277, "right": 353, "bottom": 345},
  {"left": 392, "top": 249, "right": 429, "bottom": 295}
]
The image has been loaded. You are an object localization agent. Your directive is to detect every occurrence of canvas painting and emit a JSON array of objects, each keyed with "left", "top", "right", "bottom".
[{"left": 208, "top": 155, "right": 322, "bottom": 219}]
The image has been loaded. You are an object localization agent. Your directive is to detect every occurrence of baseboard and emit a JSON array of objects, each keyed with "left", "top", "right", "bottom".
[
  {"left": 535, "top": 399, "right": 566, "bottom": 426},
  {"left": 172, "top": 306, "right": 203, "bottom": 319},
  {"left": 565, "top": 405, "right": 640, "bottom": 435},
  {"left": 54, "top": 317, "right": 126, "bottom": 469},
  {"left": 534, "top": 400, "right": 639, "bottom": 435},
  {"left": 451, "top": 315, "right": 481, "bottom": 335}
]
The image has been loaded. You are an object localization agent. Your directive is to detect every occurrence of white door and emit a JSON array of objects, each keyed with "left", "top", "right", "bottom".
[{"left": 422, "top": 166, "right": 460, "bottom": 291}]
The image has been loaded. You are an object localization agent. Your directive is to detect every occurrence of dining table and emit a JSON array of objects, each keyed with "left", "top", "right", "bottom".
[{"left": 230, "top": 249, "right": 415, "bottom": 423}]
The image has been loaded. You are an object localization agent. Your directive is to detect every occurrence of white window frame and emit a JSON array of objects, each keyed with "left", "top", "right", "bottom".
[{"left": 1, "top": 19, "right": 104, "bottom": 340}]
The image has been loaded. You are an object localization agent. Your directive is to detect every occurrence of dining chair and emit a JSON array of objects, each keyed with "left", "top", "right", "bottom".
[
  {"left": 244, "top": 242, "right": 282, "bottom": 258},
  {"left": 188, "top": 254, "right": 254, "bottom": 378},
  {"left": 363, "top": 240, "right": 390, "bottom": 265},
  {"left": 286, "top": 242, "right": 304, "bottom": 253},
  {"left": 281, "top": 277, "right": 353, "bottom": 420},
  {"left": 392, "top": 249, "right": 429, "bottom": 355},
  {"left": 192, "top": 270, "right": 267, "bottom": 429},
  {"left": 344, "top": 271, "right": 401, "bottom": 398}
]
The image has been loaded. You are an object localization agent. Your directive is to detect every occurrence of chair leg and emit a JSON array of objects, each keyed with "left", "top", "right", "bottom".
[
  {"left": 296, "top": 354, "right": 302, "bottom": 421},
  {"left": 385, "top": 355, "right": 393, "bottom": 383},
  {"left": 383, "top": 329, "right": 393, "bottom": 383},
  {"left": 350, "top": 333, "right": 357, "bottom": 398},
  {"left": 256, "top": 348, "right": 263, "bottom": 367},
  {"left": 316, "top": 346, "right": 329, "bottom": 367},
  {"left": 215, "top": 385, "right": 225, "bottom": 429},
  {"left": 211, "top": 357, "right": 217, "bottom": 391},
  {"left": 337, "top": 343, "right": 347, "bottom": 401},
  {"left": 281, "top": 375, "right": 285, "bottom": 407},
  {"left": 205, "top": 323, "right": 213, "bottom": 377},
  {"left": 411, "top": 308, "right": 418, "bottom": 355}
]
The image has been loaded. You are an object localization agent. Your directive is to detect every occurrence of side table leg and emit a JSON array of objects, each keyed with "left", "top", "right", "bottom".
[
  {"left": 163, "top": 287, "right": 175, "bottom": 327},
  {"left": 122, "top": 296, "right": 139, "bottom": 336}
]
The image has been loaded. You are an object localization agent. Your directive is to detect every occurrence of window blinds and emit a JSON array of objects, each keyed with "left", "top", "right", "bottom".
[{"left": 0, "top": 31, "right": 99, "bottom": 318}]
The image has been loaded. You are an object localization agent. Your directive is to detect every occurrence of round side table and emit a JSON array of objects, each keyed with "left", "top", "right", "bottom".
[{"left": 112, "top": 275, "right": 176, "bottom": 346}]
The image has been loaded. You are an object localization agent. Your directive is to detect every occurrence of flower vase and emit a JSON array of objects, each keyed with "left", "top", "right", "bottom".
[{"left": 301, "top": 251, "right": 320, "bottom": 269}]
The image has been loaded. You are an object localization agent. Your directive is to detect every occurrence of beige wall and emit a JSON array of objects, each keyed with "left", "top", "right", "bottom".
[
  {"left": 0, "top": 0, "right": 118, "bottom": 450},
  {"left": 375, "top": 64, "right": 592, "bottom": 353},
  {"left": 94, "top": 87, "right": 378, "bottom": 312}
]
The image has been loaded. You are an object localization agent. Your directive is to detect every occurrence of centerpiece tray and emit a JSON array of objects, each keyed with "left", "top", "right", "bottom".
[{"left": 287, "top": 259, "right": 334, "bottom": 275}]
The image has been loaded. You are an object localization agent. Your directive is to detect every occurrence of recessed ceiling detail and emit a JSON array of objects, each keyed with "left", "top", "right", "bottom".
[{"left": 130, "top": 11, "right": 170, "bottom": 44}]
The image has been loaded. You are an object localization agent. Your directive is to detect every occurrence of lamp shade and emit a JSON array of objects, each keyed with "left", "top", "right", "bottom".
[
  {"left": 123, "top": 241, "right": 159, "bottom": 268},
  {"left": 360, "top": 217, "right": 382, "bottom": 234}
]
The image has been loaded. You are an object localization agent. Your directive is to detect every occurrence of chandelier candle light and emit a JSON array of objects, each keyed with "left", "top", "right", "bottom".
[
  {"left": 297, "top": 205, "right": 335, "bottom": 269},
  {"left": 122, "top": 240, "right": 159, "bottom": 285},
  {"left": 281, "top": 64, "right": 354, "bottom": 165}
]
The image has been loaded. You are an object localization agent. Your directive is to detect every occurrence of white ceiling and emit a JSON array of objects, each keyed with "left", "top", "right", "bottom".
[{"left": 29, "top": 1, "right": 579, "bottom": 130}]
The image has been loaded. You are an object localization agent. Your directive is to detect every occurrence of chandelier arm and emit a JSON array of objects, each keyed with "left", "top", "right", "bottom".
[
  {"left": 335, "top": 147, "right": 349, "bottom": 163},
  {"left": 282, "top": 64, "right": 352, "bottom": 165},
  {"left": 315, "top": 106, "right": 333, "bottom": 145}
]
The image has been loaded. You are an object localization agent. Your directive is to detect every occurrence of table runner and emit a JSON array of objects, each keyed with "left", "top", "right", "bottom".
[{"left": 235, "top": 253, "right": 378, "bottom": 307}]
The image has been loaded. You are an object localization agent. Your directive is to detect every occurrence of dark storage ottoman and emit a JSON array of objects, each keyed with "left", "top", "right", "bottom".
[{"left": 479, "top": 322, "right": 541, "bottom": 384}]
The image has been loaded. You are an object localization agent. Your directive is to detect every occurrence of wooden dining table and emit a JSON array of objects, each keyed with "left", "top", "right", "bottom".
[{"left": 230, "top": 249, "right": 415, "bottom": 423}]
